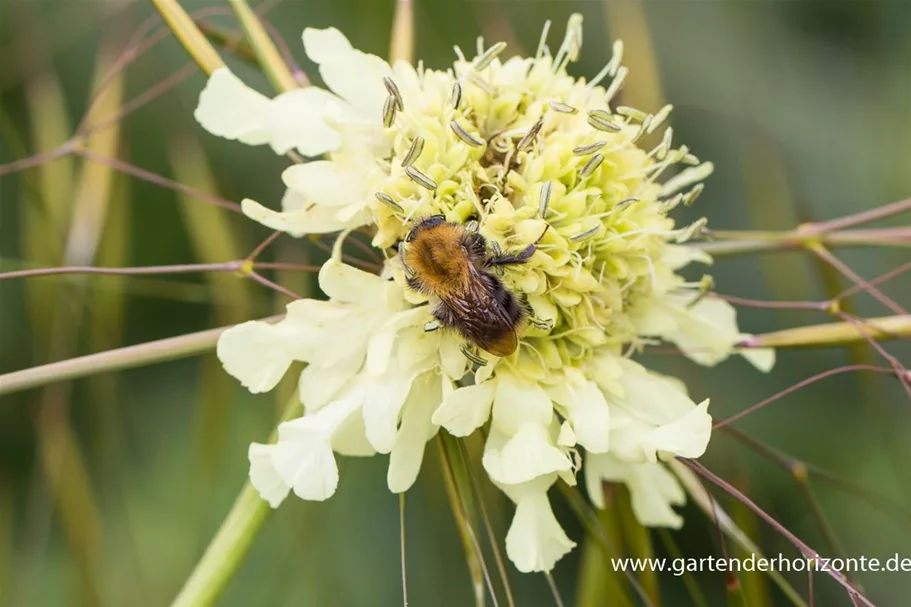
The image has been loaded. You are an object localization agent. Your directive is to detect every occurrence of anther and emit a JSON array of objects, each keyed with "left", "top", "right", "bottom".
[
  {"left": 451, "top": 81, "right": 462, "bottom": 109},
  {"left": 405, "top": 166, "right": 437, "bottom": 191},
  {"left": 382, "top": 95, "right": 397, "bottom": 128},
  {"left": 383, "top": 77, "right": 404, "bottom": 111},
  {"left": 538, "top": 181, "right": 552, "bottom": 217},
  {"left": 460, "top": 344, "right": 488, "bottom": 367},
  {"left": 450, "top": 120, "right": 485, "bottom": 147},
  {"left": 402, "top": 136, "right": 424, "bottom": 167},
  {"left": 549, "top": 101, "right": 578, "bottom": 114},
  {"left": 572, "top": 141, "right": 606, "bottom": 156},
  {"left": 579, "top": 153, "right": 604, "bottom": 178},
  {"left": 587, "top": 110, "right": 620, "bottom": 132},
  {"left": 374, "top": 191, "right": 404, "bottom": 212},
  {"left": 474, "top": 41, "right": 507, "bottom": 70},
  {"left": 569, "top": 225, "right": 600, "bottom": 242},
  {"left": 517, "top": 118, "right": 544, "bottom": 151}
]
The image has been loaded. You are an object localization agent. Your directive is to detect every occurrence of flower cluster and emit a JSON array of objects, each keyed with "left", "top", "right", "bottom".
[{"left": 195, "top": 15, "right": 773, "bottom": 572}]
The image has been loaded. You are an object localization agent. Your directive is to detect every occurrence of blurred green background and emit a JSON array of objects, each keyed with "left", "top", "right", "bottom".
[{"left": 1, "top": 0, "right": 910, "bottom": 605}]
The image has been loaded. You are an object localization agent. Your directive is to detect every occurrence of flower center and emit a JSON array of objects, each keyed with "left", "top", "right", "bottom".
[{"left": 369, "top": 42, "right": 710, "bottom": 377}]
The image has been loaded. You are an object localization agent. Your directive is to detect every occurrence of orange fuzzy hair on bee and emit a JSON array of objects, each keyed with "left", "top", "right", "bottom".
[{"left": 401, "top": 216, "right": 539, "bottom": 358}]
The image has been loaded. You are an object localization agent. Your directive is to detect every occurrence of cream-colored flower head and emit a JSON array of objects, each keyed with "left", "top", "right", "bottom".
[{"left": 196, "top": 15, "right": 774, "bottom": 573}]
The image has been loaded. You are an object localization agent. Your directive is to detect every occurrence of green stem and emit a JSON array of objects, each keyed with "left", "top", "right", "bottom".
[
  {"left": 741, "top": 314, "right": 911, "bottom": 349},
  {"left": 152, "top": 0, "right": 225, "bottom": 74},
  {"left": 696, "top": 227, "right": 911, "bottom": 257},
  {"left": 169, "top": 395, "right": 300, "bottom": 607},
  {"left": 227, "top": 0, "right": 298, "bottom": 92}
]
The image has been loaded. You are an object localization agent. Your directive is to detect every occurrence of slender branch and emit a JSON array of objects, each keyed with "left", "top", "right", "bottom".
[
  {"left": 714, "top": 365, "right": 897, "bottom": 429},
  {"left": 680, "top": 460, "right": 874, "bottom": 607},
  {"left": 77, "top": 149, "right": 242, "bottom": 213},
  {"left": 0, "top": 262, "right": 240, "bottom": 281},
  {"left": 0, "top": 316, "right": 282, "bottom": 396},
  {"left": 806, "top": 198, "right": 911, "bottom": 233}
]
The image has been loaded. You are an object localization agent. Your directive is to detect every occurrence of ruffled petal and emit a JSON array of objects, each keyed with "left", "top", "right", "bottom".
[
  {"left": 387, "top": 372, "right": 441, "bottom": 492},
  {"left": 194, "top": 68, "right": 343, "bottom": 156},
  {"left": 282, "top": 161, "right": 368, "bottom": 207},
  {"left": 483, "top": 424, "right": 572, "bottom": 485},
  {"left": 248, "top": 443, "right": 290, "bottom": 507},
  {"left": 216, "top": 319, "right": 304, "bottom": 393},
  {"left": 502, "top": 476, "right": 576, "bottom": 573},
  {"left": 302, "top": 27, "right": 391, "bottom": 119},
  {"left": 492, "top": 374, "right": 553, "bottom": 436},
  {"left": 194, "top": 68, "right": 270, "bottom": 144},
  {"left": 431, "top": 380, "right": 495, "bottom": 436},
  {"left": 585, "top": 454, "right": 685, "bottom": 528},
  {"left": 318, "top": 258, "right": 387, "bottom": 304},
  {"left": 564, "top": 380, "right": 611, "bottom": 454},
  {"left": 361, "top": 363, "right": 420, "bottom": 453},
  {"left": 298, "top": 351, "right": 364, "bottom": 411},
  {"left": 241, "top": 198, "right": 371, "bottom": 236}
]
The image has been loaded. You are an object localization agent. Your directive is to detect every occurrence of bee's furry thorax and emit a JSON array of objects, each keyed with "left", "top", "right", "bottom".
[{"left": 402, "top": 216, "right": 529, "bottom": 357}]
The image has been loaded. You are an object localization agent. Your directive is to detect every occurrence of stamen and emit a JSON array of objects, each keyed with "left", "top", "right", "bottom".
[
  {"left": 572, "top": 141, "right": 606, "bottom": 155},
  {"left": 383, "top": 95, "right": 397, "bottom": 128},
  {"left": 587, "top": 110, "right": 620, "bottom": 132},
  {"left": 535, "top": 20, "right": 552, "bottom": 59},
  {"left": 538, "top": 181, "right": 552, "bottom": 217},
  {"left": 579, "top": 153, "right": 604, "bottom": 178},
  {"left": 553, "top": 13, "right": 583, "bottom": 72},
  {"left": 656, "top": 126, "right": 673, "bottom": 160},
  {"left": 631, "top": 116, "right": 652, "bottom": 143},
  {"left": 450, "top": 120, "right": 485, "bottom": 147},
  {"left": 405, "top": 166, "right": 437, "bottom": 190},
  {"left": 424, "top": 320, "right": 441, "bottom": 332},
  {"left": 383, "top": 77, "right": 404, "bottom": 110},
  {"left": 674, "top": 217, "right": 708, "bottom": 243},
  {"left": 682, "top": 183, "right": 704, "bottom": 207},
  {"left": 647, "top": 104, "right": 673, "bottom": 134},
  {"left": 683, "top": 153, "right": 700, "bottom": 166},
  {"left": 459, "top": 344, "right": 488, "bottom": 367},
  {"left": 549, "top": 101, "right": 577, "bottom": 114},
  {"left": 474, "top": 41, "right": 507, "bottom": 70},
  {"left": 516, "top": 118, "right": 544, "bottom": 151},
  {"left": 660, "top": 161, "right": 714, "bottom": 196},
  {"left": 569, "top": 224, "right": 601, "bottom": 242},
  {"left": 451, "top": 81, "right": 462, "bottom": 109},
  {"left": 375, "top": 191, "right": 404, "bottom": 212},
  {"left": 402, "top": 136, "right": 425, "bottom": 167},
  {"left": 686, "top": 275, "right": 715, "bottom": 308},
  {"left": 616, "top": 106, "right": 647, "bottom": 121},
  {"left": 604, "top": 66, "right": 628, "bottom": 104},
  {"left": 465, "top": 73, "right": 494, "bottom": 94},
  {"left": 608, "top": 40, "right": 624, "bottom": 77}
]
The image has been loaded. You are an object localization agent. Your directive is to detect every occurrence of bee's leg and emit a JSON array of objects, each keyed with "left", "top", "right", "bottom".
[
  {"left": 459, "top": 343, "right": 488, "bottom": 370},
  {"left": 487, "top": 243, "right": 537, "bottom": 267},
  {"left": 486, "top": 225, "right": 550, "bottom": 267}
]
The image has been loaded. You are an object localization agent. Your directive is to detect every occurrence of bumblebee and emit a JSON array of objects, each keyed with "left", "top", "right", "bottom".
[{"left": 400, "top": 215, "right": 540, "bottom": 360}]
